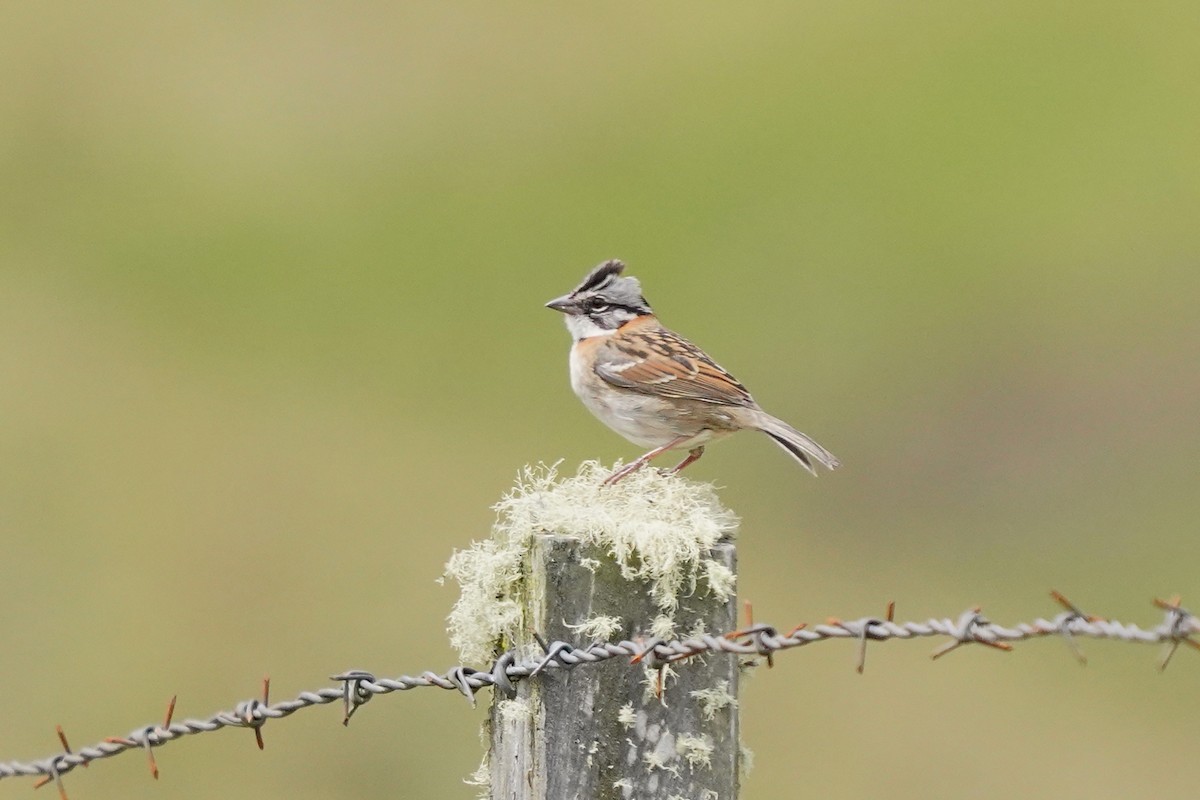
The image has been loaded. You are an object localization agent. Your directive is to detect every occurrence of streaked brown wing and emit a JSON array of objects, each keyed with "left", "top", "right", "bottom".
[{"left": 594, "top": 325, "right": 756, "bottom": 407}]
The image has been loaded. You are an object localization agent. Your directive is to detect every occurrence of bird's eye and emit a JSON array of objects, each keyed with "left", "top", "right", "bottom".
[{"left": 586, "top": 299, "right": 610, "bottom": 314}]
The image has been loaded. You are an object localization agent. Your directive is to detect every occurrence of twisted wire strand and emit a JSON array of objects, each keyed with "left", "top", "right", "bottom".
[{"left": 2, "top": 597, "right": 1195, "bottom": 789}]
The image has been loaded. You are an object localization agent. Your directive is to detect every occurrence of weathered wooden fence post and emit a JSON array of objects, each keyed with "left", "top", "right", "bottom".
[{"left": 488, "top": 535, "right": 739, "bottom": 799}]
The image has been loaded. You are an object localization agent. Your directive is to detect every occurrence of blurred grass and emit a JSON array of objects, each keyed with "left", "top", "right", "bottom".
[{"left": 2, "top": 2, "right": 1199, "bottom": 798}]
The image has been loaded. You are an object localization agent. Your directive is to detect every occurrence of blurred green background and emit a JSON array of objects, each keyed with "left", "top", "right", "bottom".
[{"left": 2, "top": 3, "right": 1198, "bottom": 798}]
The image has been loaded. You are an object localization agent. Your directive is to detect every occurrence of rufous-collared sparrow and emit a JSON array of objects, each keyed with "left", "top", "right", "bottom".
[{"left": 546, "top": 259, "right": 840, "bottom": 485}]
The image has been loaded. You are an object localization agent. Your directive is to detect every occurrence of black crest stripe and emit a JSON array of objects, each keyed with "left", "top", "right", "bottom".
[{"left": 572, "top": 259, "right": 625, "bottom": 295}]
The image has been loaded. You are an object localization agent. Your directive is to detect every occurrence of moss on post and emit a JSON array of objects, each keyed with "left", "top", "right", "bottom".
[{"left": 444, "top": 461, "right": 740, "bottom": 799}]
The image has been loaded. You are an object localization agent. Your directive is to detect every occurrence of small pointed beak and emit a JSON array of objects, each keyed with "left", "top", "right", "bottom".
[{"left": 545, "top": 294, "right": 578, "bottom": 313}]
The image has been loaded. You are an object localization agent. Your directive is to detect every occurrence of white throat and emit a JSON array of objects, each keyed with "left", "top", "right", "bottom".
[{"left": 563, "top": 314, "right": 616, "bottom": 341}]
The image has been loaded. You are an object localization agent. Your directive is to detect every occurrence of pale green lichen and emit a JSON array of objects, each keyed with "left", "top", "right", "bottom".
[
  {"left": 676, "top": 733, "right": 714, "bottom": 769},
  {"left": 703, "top": 559, "right": 736, "bottom": 600},
  {"left": 650, "top": 614, "right": 677, "bottom": 640},
  {"left": 641, "top": 662, "right": 678, "bottom": 705},
  {"left": 689, "top": 680, "right": 738, "bottom": 721},
  {"left": 443, "top": 533, "right": 528, "bottom": 667},
  {"left": 496, "top": 698, "right": 533, "bottom": 724},
  {"left": 565, "top": 614, "right": 624, "bottom": 640},
  {"left": 444, "top": 460, "right": 738, "bottom": 666},
  {"left": 739, "top": 742, "right": 755, "bottom": 777},
  {"left": 643, "top": 748, "right": 681, "bottom": 776},
  {"left": 463, "top": 751, "right": 490, "bottom": 799},
  {"left": 616, "top": 703, "right": 636, "bottom": 729}
]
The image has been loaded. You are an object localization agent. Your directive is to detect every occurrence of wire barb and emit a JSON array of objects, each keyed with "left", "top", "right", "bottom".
[
  {"left": 488, "top": 652, "right": 518, "bottom": 698},
  {"left": 1152, "top": 596, "right": 1199, "bottom": 671},
  {"left": 31, "top": 727, "right": 76, "bottom": 799},
  {"left": 331, "top": 670, "right": 376, "bottom": 726},
  {"left": 32, "top": 761, "right": 66, "bottom": 800},
  {"left": 530, "top": 641, "right": 574, "bottom": 677},
  {"left": 846, "top": 601, "right": 896, "bottom": 674},
  {"left": 629, "top": 637, "right": 665, "bottom": 667},
  {"left": 930, "top": 608, "right": 1014, "bottom": 660},
  {"left": 1050, "top": 590, "right": 1097, "bottom": 665},
  {"left": 446, "top": 666, "right": 480, "bottom": 707},
  {"left": 138, "top": 730, "right": 159, "bottom": 780}
]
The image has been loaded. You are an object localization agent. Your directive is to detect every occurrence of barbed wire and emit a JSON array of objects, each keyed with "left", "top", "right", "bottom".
[{"left": 2, "top": 592, "right": 1196, "bottom": 797}]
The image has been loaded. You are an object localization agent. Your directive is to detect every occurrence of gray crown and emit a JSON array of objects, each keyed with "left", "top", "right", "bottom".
[{"left": 571, "top": 259, "right": 650, "bottom": 313}]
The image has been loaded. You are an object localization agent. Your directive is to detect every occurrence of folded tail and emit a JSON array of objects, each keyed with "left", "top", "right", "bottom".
[{"left": 742, "top": 410, "right": 841, "bottom": 476}]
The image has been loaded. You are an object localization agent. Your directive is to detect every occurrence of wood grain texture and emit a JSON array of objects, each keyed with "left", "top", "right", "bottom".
[{"left": 490, "top": 535, "right": 738, "bottom": 800}]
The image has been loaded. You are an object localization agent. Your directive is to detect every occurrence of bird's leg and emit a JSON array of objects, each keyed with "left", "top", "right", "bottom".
[
  {"left": 669, "top": 446, "right": 705, "bottom": 474},
  {"left": 604, "top": 435, "right": 693, "bottom": 486}
]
